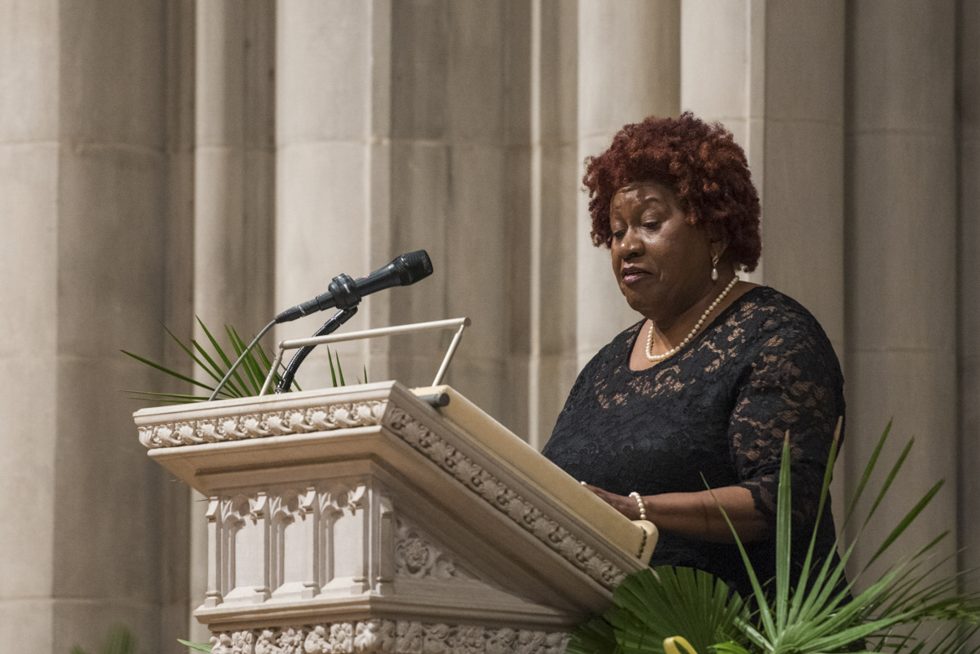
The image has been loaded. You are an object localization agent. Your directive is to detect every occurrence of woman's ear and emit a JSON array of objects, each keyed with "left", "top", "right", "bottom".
[{"left": 705, "top": 223, "right": 729, "bottom": 259}]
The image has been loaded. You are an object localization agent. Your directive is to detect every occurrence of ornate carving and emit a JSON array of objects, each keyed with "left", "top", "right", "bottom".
[
  {"left": 255, "top": 627, "right": 304, "bottom": 654},
  {"left": 269, "top": 489, "right": 316, "bottom": 526},
  {"left": 211, "top": 629, "right": 255, "bottom": 654},
  {"left": 385, "top": 408, "right": 626, "bottom": 590},
  {"left": 139, "top": 400, "right": 388, "bottom": 448},
  {"left": 210, "top": 622, "right": 567, "bottom": 654},
  {"left": 393, "top": 517, "right": 467, "bottom": 580},
  {"left": 318, "top": 484, "right": 368, "bottom": 518}
]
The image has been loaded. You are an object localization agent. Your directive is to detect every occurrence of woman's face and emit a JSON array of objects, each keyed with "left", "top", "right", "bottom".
[{"left": 609, "top": 180, "right": 716, "bottom": 321}]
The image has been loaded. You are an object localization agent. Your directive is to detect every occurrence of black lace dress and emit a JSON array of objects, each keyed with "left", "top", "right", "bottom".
[{"left": 542, "top": 286, "right": 845, "bottom": 598}]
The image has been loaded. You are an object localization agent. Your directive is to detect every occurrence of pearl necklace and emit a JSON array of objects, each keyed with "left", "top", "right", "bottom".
[{"left": 644, "top": 276, "right": 739, "bottom": 362}]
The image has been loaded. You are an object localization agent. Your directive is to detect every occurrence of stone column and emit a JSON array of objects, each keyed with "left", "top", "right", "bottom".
[
  {"left": 437, "top": 1, "right": 525, "bottom": 424},
  {"left": 344, "top": 0, "right": 533, "bottom": 431},
  {"left": 958, "top": 0, "right": 980, "bottom": 591},
  {"left": 760, "top": 1, "right": 845, "bottom": 355},
  {"left": 194, "top": 0, "right": 275, "bottom": 331},
  {"left": 0, "top": 2, "right": 61, "bottom": 648},
  {"left": 276, "top": 0, "right": 385, "bottom": 389},
  {"left": 575, "top": 0, "right": 681, "bottom": 370},
  {"left": 845, "top": 0, "right": 957, "bottom": 571},
  {"left": 191, "top": 3, "right": 276, "bottom": 644},
  {"left": 524, "top": 0, "right": 580, "bottom": 446},
  {"left": 680, "top": 0, "right": 766, "bottom": 282},
  {"left": 0, "top": 1, "right": 176, "bottom": 651},
  {"left": 162, "top": 0, "right": 196, "bottom": 648}
]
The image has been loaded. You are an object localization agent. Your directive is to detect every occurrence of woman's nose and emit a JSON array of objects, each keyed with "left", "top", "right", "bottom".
[{"left": 615, "top": 228, "right": 642, "bottom": 258}]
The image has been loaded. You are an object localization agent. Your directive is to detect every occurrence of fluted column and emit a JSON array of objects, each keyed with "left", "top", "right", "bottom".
[
  {"left": 760, "top": 1, "right": 845, "bottom": 354},
  {"left": 191, "top": 5, "right": 276, "bottom": 644},
  {"left": 845, "top": 0, "right": 957, "bottom": 571},
  {"left": 958, "top": 0, "right": 980, "bottom": 590},
  {"left": 162, "top": 0, "right": 196, "bottom": 647},
  {"left": 524, "top": 0, "right": 580, "bottom": 446},
  {"left": 0, "top": 2, "right": 60, "bottom": 648},
  {"left": 276, "top": 0, "right": 385, "bottom": 389},
  {"left": 346, "top": 0, "right": 536, "bottom": 431},
  {"left": 680, "top": 0, "right": 765, "bottom": 282},
  {"left": 0, "top": 1, "right": 176, "bottom": 651},
  {"left": 575, "top": 0, "right": 681, "bottom": 371},
  {"left": 194, "top": 0, "right": 275, "bottom": 331}
]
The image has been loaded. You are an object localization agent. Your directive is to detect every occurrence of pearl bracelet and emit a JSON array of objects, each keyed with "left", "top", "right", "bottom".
[{"left": 629, "top": 491, "right": 647, "bottom": 521}]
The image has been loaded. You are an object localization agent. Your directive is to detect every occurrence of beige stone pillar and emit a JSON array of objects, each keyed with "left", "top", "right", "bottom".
[
  {"left": 760, "top": 1, "right": 845, "bottom": 355},
  {"left": 681, "top": 0, "right": 766, "bottom": 282},
  {"left": 194, "top": 0, "right": 275, "bottom": 330},
  {"left": 0, "top": 1, "right": 177, "bottom": 651},
  {"left": 680, "top": 0, "right": 848, "bottom": 348},
  {"left": 0, "top": 2, "right": 60, "bottom": 648},
  {"left": 958, "top": 0, "right": 980, "bottom": 590},
  {"left": 276, "top": 0, "right": 385, "bottom": 390},
  {"left": 162, "top": 0, "right": 196, "bottom": 648},
  {"left": 296, "top": 0, "right": 532, "bottom": 432},
  {"left": 438, "top": 0, "right": 534, "bottom": 428},
  {"left": 523, "top": 0, "right": 580, "bottom": 446},
  {"left": 845, "top": 1, "right": 958, "bottom": 572},
  {"left": 575, "top": 0, "right": 681, "bottom": 371},
  {"left": 191, "top": 3, "right": 276, "bottom": 643}
]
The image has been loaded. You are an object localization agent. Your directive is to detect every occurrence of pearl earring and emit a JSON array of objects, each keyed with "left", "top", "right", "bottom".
[{"left": 711, "top": 253, "right": 720, "bottom": 282}]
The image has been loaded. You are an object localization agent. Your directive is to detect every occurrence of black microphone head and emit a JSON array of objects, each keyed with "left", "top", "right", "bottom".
[{"left": 392, "top": 250, "right": 433, "bottom": 285}]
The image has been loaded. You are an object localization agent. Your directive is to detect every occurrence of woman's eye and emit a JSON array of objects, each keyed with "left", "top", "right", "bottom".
[
  {"left": 642, "top": 221, "right": 660, "bottom": 231},
  {"left": 611, "top": 229, "right": 626, "bottom": 240}
]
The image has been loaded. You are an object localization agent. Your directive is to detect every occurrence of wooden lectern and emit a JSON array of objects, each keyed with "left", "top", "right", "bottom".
[{"left": 136, "top": 381, "right": 657, "bottom": 653}]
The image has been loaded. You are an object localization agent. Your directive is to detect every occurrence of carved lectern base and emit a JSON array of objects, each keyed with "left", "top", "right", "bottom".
[{"left": 135, "top": 382, "right": 656, "bottom": 654}]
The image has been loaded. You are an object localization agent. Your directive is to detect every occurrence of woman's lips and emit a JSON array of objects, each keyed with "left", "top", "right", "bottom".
[{"left": 621, "top": 268, "right": 651, "bottom": 285}]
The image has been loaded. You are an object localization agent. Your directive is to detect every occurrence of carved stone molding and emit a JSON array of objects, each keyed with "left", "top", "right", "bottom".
[
  {"left": 139, "top": 400, "right": 388, "bottom": 448},
  {"left": 385, "top": 408, "right": 626, "bottom": 590},
  {"left": 210, "top": 620, "right": 569, "bottom": 654}
]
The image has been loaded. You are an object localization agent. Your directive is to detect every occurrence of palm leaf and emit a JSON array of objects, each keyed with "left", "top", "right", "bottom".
[
  {"left": 120, "top": 349, "right": 215, "bottom": 393},
  {"left": 788, "top": 419, "right": 841, "bottom": 622},
  {"left": 164, "top": 324, "right": 239, "bottom": 393},
  {"left": 177, "top": 639, "right": 212, "bottom": 653},
  {"left": 123, "top": 318, "right": 307, "bottom": 403},
  {"left": 568, "top": 567, "right": 747, "bottom": 654},
  {"left": 334, "top": 350, "right": 346, "bottom": 386},
  {"left": 196, "top": 317, "right": 249, "bottom": 396}
]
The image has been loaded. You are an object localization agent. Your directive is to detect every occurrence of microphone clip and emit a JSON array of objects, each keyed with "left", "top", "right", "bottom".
[{"left": 327, "top": 273, "right": 361, "bottom": 311}]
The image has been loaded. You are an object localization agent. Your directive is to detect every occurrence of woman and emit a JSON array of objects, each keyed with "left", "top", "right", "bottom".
[{"left": 542, "top": 113, "right": 844, "bottom": 598}]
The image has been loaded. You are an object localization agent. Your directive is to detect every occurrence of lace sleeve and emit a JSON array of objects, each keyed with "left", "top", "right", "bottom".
[{"left": 728, "top": 320, "right": 844, "bottom": 532}]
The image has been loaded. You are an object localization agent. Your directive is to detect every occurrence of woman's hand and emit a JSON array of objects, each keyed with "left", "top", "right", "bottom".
[
  {"left": 580, "top": 483, "right": 644, "bottom": 520},
  {"left": 579, "top": 482, "right": 770, "bottom": 544}
]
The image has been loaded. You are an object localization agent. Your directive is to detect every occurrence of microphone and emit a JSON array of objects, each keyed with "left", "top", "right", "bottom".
[{"left": 274, "top": 250, "right": 433, "bottom": 324}]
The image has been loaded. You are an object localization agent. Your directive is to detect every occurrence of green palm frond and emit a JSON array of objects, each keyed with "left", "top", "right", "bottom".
[
  {"left": 567, "top": 567, "right": 748, "bottom": 654},
  {"left": 122, "top": 318, "right": 305, "bottom": 403},
  {"left": 176, "top": 639, "right": 211, "bottom": 652},
  {"left": 123, "top": 319, "right": 371, "bottom": 404},
  {"left": 714, "top": 424, "right": 980, "bottom": 653}
]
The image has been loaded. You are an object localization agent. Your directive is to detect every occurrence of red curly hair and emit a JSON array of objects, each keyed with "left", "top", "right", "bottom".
[{"left": 583, "top": 112, "right": 761, "bottom": 272}]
